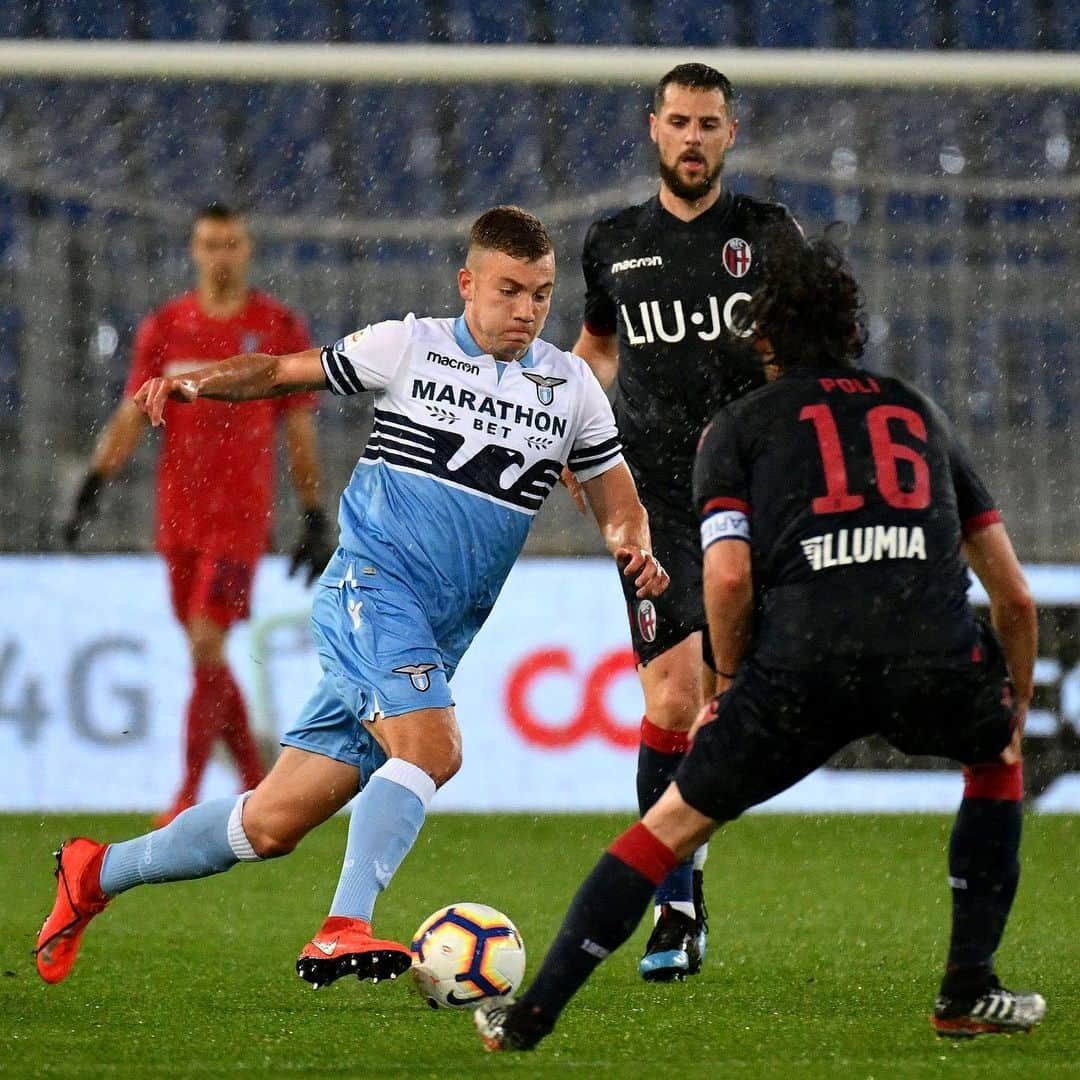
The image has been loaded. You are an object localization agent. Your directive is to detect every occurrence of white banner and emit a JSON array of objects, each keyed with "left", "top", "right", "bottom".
[{"left": 1, "top": 555, "right": 1077, "bottom": 814}]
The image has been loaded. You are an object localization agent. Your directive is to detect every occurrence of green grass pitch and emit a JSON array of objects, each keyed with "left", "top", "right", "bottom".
[{"left": 1, "top": 813, "right": 1076, "bottom": 1078}]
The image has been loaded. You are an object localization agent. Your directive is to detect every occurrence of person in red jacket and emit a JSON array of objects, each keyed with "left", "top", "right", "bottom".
[{"left": 64, "top": 203, "right": 333, "bottom": 825}]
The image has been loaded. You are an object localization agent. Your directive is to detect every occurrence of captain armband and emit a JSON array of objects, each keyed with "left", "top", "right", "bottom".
[{"left": 700, "top": 510, "right": 751, "bottom": 551}]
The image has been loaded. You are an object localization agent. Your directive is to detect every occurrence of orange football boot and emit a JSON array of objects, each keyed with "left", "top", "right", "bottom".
[
  {"left": 296, "top": 916, "right": 412, "bottom": 989},
  {"left": 35, "top": 838, "right": 110, "bottom": 984}
]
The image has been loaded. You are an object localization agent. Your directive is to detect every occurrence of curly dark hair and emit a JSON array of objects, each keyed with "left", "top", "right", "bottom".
[{"left": 744, "top": 235, "right": 865, "bottom": 371}]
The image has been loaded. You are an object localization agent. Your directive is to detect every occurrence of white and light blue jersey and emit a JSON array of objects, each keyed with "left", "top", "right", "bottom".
[{"left": 320, "top": 313, "right": 622, "bottom": 660}]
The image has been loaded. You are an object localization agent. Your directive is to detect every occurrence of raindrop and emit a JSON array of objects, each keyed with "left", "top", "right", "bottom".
[
  {"left": 92, "top": 322, "right": 119, "bottom": 363},
  {"left": 939, "top": 145, "right": 965, "bottom": 175},
  {"left": 1045, "top": 133, "right": 1070, "bottom": 171},
  {"left": 830, "top": 147, "right": 857, "bottom": 179},
  {"left": 867, "top": 315, "right": 890, "bottom": 345}
]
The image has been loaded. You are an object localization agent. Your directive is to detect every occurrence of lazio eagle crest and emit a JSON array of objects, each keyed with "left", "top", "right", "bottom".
[{"left": 522, "top": 372, "right": 567, "bottom": 406}]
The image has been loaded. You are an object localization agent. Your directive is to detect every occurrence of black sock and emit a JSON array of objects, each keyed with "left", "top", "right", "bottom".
[
  {"left": 943, "top": 796, "right": 1023, "bottom": 993},
  {"left": 522, "top": 825, "right": 676, "bottom": 1021},
  {"left": 637, "top": 718, "right": 693, "bottom": 904}
]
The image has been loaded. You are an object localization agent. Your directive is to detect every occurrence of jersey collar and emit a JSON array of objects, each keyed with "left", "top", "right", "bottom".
[
  {"left": 454, "top": 313, "right": 536, "bottom": 368},
  {"left": 651, "top": 189, "right": 734, "bottom": 228}
]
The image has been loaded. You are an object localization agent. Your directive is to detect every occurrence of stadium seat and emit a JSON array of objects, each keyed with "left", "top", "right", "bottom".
[
  {"left": 344, "top": 0, "right": 434, "bottom": 42},
  {"left": 447, "top": 87, "right": 546, "bottom": 207},
  {"left": 42, "top": 0, "right": 130, "bottom": 39},
  {"left": 647, "top": 2, "right": 738, "bottom": 46},
  {"left": 550, "top": 0, "right": 637, "bottom": 45},
  {"left": 953, "top": 0, "right": 1039, "bottom": 49},
  {"left": 344, "top": 87, "right": 447, "bottom": 215},
  {"left": 1040, "top": 321, "right": 1071, "bottom": 428},
  {"left": 246, "top": 0, "right": 335, "bottom": 42},
  {"left": 543, "top": 87, "right": 643, "bottom": 196},
  {"left": 753, "top": 1, "right": 836, "bottom": 47},
  {"left": 852, "top": 0, "right": 936, "bottom": 48},
  {"left": 445, "top": 0, "right": 534, "bottom": 43},
  {"left": 0, "top": 304, "right": 19, "bottom": 415},
  {"left": 141, "top": 0, "right": 202, "bottom": 40},
  {"left": 1045, "top": 0, "right": 1080, "bottom": 48},
  {"left": 0, "top": 0, "right": 31, "bottom": 37}
]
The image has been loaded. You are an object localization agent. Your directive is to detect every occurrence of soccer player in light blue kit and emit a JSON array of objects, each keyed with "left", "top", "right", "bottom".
[{"left": 35, "top": 206, "right": 669, "bottom": 989}]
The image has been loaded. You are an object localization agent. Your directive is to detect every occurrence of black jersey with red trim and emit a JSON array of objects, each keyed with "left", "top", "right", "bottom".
[
  {"left": 692, "top": 367, "right": 1000, "bottom": 666},
  {"left": 582, "top": 191, "right": 803, "bottom": 518}
]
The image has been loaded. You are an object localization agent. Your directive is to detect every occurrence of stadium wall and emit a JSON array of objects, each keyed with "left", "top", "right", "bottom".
[{"left": 2, "top": 554, "right": 1078, "bottom": 814}]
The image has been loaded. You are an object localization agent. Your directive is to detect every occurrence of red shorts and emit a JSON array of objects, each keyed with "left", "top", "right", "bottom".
[{"left": 164, "top": 549, "right": 256, "bottom": 629}]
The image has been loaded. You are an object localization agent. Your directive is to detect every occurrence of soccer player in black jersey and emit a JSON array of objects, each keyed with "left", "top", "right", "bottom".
[
  {"left": 571, "top": 62, "right": 804, "bottom": 980},
  {"left": 477, "top": 238, "right": 1045, "bottom": 1051}
]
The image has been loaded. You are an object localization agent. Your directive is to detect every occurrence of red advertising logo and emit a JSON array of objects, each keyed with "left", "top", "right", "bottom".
[{"left": 504, "top": 647, "right": 639, "bottom": 749}]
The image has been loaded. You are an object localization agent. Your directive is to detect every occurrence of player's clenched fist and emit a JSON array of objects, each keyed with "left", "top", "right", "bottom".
[
  {"left": 616, "top": 546, "right": 669, "bottom": 599},
  {"left": 133, "top": 376, "right": 200, "bottom": 426}
]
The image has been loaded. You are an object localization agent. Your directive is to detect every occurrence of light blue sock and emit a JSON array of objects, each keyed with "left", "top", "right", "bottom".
[
  {"left": 99, "top": 794, "right": 261, "bottom": 897},
  {"left": 329, "top": 759, "right": 435, "bottom": 922}
]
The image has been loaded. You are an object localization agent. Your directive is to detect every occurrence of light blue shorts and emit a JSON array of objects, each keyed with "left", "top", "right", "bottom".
[
  {"left": 281, "top": 549, "right": 454, "bottom": 772},
  {"left": 280, "top": 674, "right": 388, "bottom": 783}
]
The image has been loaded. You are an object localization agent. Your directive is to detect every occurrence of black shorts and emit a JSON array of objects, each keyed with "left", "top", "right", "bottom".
[
  {"left": 619, "top": 496, "right": 708, "bottom": 667},
  {"left": 676, "top": 623, "right": 1017, "bottom": 822}
]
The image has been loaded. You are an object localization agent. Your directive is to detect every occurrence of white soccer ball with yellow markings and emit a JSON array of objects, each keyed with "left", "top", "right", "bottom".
[{"left": 409, "top": 903, "right": 526, "bottom": 1009}]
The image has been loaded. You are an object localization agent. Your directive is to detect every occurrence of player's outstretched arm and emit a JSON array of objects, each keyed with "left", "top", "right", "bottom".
[
  {"left": 963, "top": 522, "right": 1038, "bottom": 719},
  {"left": 582, "top": 462, "right": 668, "bottom": 599},
  {"left": 572, "top": 325, "right": 619, "bottom": 392},
  {"left": 133, "top": 347, "right": 327, "bottom": 426}
]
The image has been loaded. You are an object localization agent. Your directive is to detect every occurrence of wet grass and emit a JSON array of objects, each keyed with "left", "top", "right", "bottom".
[{"left": 1, "top": 813, "right": 1076, "bottom": 1078}]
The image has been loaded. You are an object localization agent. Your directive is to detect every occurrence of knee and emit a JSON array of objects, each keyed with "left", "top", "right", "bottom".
[
  {"left": 429, "top": 744, "right": 462, "bottom": 788},
  {"left": 646, "top": 679, "right": 699, "bottom": 731},
  {"left": 241, "top": 808, "right": 303, "bottom": 860},
  {"left": 392, "top": 732, "right": 462, "bottom": 790},
  {"left": 404, "top": 740, "right": 461, "bottom": 790},
  {"left": 188, "top": 623, "right": 226, "bottom": 667}
]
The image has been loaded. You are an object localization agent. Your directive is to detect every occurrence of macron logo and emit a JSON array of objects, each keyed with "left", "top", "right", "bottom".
[
  {"left": 612, "top": 256, "right": 663, "bottom": 274},
  {"left": 427, "top": 350, "right": 480, "bottom": 376}
]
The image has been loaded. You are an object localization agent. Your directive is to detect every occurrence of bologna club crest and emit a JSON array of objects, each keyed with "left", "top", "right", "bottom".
[
  {"left": 637, "top": 600, "right": 657, "bottom": 643},
  {"left": 722, "top": 237, "right": 752, "bottom": 278}
]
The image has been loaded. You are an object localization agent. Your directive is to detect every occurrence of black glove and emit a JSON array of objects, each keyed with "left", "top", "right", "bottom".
[
  {"left": 289, "top": 507, "right": 333, "bottom": 586},
  {"left": 62, "top": 471, "right": 104, "bottom": 548}
]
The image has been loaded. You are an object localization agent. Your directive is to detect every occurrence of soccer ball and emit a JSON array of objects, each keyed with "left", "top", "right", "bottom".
[{"left": 410, "top": 902, "right": 525, "bottom": 1010}]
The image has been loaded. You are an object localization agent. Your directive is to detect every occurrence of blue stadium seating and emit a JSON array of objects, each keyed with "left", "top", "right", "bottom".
[
  {"left": 246, "top": 0, "right": 335, "bottom": 43},
  {"left": 40, "top": 0, "right": 130, "bottom": 39},
  {"left": 343, "top": 87, "right": 449, "bottom": 214},
  {"left": 953, "top": 0, "right": 1039, "bottom": 49},
  {"left": 552, "top": 0, "right": 637, "bottom": 45},
  {"left": 0, "top": 304, "right": 19, "bottom": 415},
  {"left": 344, "top": 0, "right": 434, "bottom": 42},
  {"left": 1046, "top": 0, "right": 1080, "bottom": 48},
  {"left": 753, "top": 2, "right": 836, "bottom": 47},
  {"left": 141, "top": 0, "right": 202, "bottom": 41},
  {"left": 647, "top": 2, "right": 737, "bottom": 46},
  {"left": 446, "top": 0, "right": 533, "bottom": 44},
  {"left": 852, "top": 0, "right": 936, "bottom": 48},
  {"left": 0, "top": 0, "right": 31, "bottom": 37}
]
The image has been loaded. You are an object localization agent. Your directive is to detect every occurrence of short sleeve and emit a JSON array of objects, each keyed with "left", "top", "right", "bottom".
[
  {"left": 918, "top": 389, "right": 1000, "bottom": 538},
  {"left": 321, "top": 316, "right": 413, "bottom": 396},
  {"left": 693, "top": 410, "right": 752, "bottom": 549},
  {"left": 949, "top": 431, "right": 1000, "bottom": 538},
  {"left": 567, "top": 365, "right": 623, "bottom": 482},
  {"left": 581, "top": 221, "right": 617, "bottom": 337},
  {"left": 123, "top": 311, "right": 165, "bottom": 399}
]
